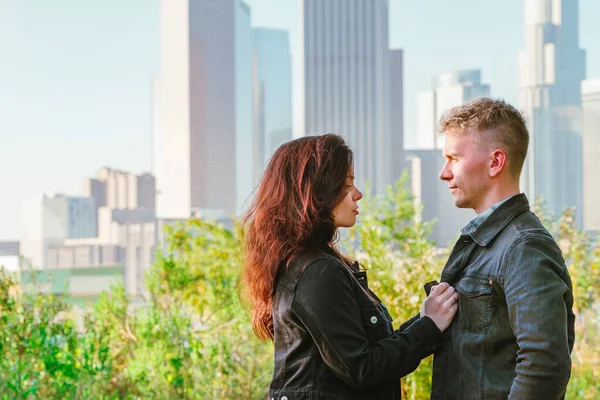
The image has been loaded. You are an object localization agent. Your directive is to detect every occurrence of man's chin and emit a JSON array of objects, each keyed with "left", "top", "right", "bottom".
[{"left": 454, "top": 199, "right": 469, "bottom": 209}]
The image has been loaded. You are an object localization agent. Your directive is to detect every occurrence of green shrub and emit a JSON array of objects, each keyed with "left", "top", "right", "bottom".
[{"left": 0, "top": 177, "right": 597, "bottom": 399}]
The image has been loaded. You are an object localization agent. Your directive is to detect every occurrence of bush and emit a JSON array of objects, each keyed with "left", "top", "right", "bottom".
[{"left": 0, "top": 177, "right": 597, "bottom": 398}]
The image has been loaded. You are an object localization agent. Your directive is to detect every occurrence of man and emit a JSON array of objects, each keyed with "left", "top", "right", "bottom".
[{"left": 430, "top": 97, "right": 575, "bottom": 399}]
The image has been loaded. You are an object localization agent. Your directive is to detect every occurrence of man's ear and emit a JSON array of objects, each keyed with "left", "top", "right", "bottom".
[{"left": 489, "top": 149, "right": 507, "bottom": 178}]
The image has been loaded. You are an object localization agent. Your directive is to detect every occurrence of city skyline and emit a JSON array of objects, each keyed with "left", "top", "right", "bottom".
[
  {"left": 252, "top": 27, "right": 293, "bottom": 181},
  {"left": 301, "top": 0, "right": 394, "bottom": 192},
  {"left": 2, "top": 0, "right": 600, "bottom": 240},
  {"left": 519, "top": 0, "right": 586, "bottom": 224},
  {"left": 154, "top": 0, "right": 254, "bottom": 219}
]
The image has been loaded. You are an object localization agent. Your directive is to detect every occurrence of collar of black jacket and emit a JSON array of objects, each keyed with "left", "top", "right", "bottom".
[{"left": 465, "top": 193, "right": 531, "bottom": 247}]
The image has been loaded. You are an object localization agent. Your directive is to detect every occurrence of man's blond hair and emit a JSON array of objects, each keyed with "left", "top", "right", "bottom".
[{"left": 439, "top": 97, "right": 529, "bottom": 179}]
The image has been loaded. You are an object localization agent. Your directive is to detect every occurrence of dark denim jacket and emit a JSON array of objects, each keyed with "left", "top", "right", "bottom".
[
  {"left": 269, "top": 248, "right": 443, "bottom": 400},
  {"left": 430, "top": 194, "right": 575, "bottom": 400}
]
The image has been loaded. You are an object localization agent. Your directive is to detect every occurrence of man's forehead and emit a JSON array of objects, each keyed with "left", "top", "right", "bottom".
[
  {"left": 442, "top": 133, "right": 461, "bottom": 151},
  {"left": 443, "top": 131, "right": 481, "bottom": 154},
  {"left": 442, "top": 146, "right": 459, "bottom": 157}
]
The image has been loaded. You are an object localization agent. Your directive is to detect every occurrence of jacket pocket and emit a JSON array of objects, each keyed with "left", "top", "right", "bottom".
[
  {"left": 270, "top": 387, "right": 349, "bottom": 400},
  {"left": 455, "top": 276, "right": 494, "bottom": 333},
  {"left": 359, "top": 304, "right": 389, "bottom": 342}
]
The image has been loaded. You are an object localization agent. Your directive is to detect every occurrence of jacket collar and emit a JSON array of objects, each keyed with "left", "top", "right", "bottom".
[{"left": 464, "top": 193, "right": 531, "bottom": 247}]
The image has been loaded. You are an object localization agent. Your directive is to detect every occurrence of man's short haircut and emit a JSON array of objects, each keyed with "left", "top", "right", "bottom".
[{"left": 439, "top": 97, "right": 529, "bottom": 179}]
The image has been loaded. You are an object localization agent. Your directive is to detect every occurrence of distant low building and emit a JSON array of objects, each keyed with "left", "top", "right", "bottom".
[
  {"left": 20, "top": 194, "right": 96, "bottom": 269},
  {"left": 48, "top": 207, "right": 156, "bottom": 299},
  {"left": 0, "top": 241, "right": 20, "bottom": 272},
  {"left": 582, "top": 78, "right": 600, "bottom": 233},
  {"left": 20, "top": 265, "right": 124, "bottom": 307}
]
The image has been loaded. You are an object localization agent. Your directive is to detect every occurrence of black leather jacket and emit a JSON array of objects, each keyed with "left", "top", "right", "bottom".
[{"left": 269, "top": 247, "right": 443, "bottom": 400}]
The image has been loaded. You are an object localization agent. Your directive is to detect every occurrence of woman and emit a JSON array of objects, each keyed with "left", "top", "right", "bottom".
[{"left": 242, "top": 134, "right": 457, "bottom": 400}]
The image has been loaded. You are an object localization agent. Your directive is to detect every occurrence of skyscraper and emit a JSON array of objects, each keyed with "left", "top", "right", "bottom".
[
  {"left": 235, "top": 2, "right": 254, "bottom": 213},
  {"left": 519, "top": 0, "right": 586, "bottom": 222},
  {"left": 412, "top": 69, "right": 490, "bottom": 150},
  {"left": 300, "top": 0, "right": 392, "bottom": 193},
  {"left": 581, "top": 78, "right": 600, "bottom": 232},
  {"left": 252, "top": 27, "right": 292, "bottom": 181},
  {"left": 154, "top": 0, "right": 254, "bottom": 219},
  {"left": 390, "top": 49, "right": 405, "bottom": 180}
]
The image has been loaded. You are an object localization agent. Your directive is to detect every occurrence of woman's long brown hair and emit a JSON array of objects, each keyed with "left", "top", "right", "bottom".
[{"left": 241, "top": 134, "right": 353, "bottom": 341}]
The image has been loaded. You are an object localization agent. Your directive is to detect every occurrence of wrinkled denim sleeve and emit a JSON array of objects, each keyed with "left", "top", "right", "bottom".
[{"left": 502, "top": 235, "right": 575, "bottom": 400}]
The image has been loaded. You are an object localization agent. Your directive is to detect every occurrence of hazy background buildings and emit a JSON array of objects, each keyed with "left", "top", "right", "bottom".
[
  {"left": 519, "top": 0, "right": 587, "bottom": 225},
  {"left": 581, "top": 78, "right": 600, "bottom": 233},
  {"left": 2, "top": 0, "right": 600, "bottom": 299}
]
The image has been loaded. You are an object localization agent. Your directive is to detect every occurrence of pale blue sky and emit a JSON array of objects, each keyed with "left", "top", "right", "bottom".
[{"left": 1, "top": 0, "right": 599, "bottom": 240}]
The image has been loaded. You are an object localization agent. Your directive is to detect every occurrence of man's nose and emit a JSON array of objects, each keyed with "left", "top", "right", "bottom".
[{"left": 439, "top": 162, "right": 452, "bottom": 181}]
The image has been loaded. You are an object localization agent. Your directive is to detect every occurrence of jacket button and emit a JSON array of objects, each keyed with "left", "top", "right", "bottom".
[{"left": 370, "top": 316, "right": 378, "bottom": 324}]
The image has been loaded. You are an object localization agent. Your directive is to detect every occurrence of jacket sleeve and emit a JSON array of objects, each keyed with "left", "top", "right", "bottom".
[
  {"left": 502, "top": 235, "right": 575, "bottom": 400},
  {"left": 397, "top": 313, "right": 438, "bottom": 360},
  {"left": 397, "top": 314, "right": 420, "bottom": 332},
  {"left": 291, "top": 259, "right": 442, "bottom": 389}
]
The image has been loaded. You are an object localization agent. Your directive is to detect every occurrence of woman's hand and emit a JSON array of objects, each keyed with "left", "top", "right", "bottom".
[{"left": 420, "top": 282, "right": 459, "bottom": 332}]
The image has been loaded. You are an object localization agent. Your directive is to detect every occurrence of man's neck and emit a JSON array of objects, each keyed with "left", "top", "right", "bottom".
[{"left": 475, "top": 186, "right": 520, "bottom": 215}]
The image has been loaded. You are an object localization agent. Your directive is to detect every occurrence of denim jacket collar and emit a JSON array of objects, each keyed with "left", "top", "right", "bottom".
[{"left": 464, "top": 193, "right": 531, "bottom": 247}]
